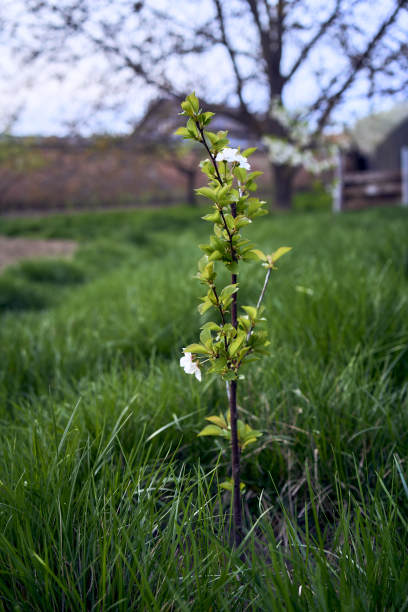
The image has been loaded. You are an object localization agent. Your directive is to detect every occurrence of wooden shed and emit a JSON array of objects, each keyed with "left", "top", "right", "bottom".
[{"left": 335, "top": 103, "right": 408, "bottom": 211}]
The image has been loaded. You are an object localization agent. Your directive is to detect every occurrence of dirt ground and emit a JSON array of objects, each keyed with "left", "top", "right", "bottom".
[{"left": 0, "top": 237, "right": 77, "bottom": 271}]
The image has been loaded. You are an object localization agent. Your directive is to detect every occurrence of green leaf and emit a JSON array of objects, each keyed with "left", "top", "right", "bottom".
[
  {"left": 205, "top": 131, "right": 218, "bottom": 145},
  {"left": 229, "top": 331, "right": 246, "bottom": 357},
  {"left": 198, "top": 243, "right": 212, "bottom": 255},
  {"left": 271, "top": 246, "right": 292, "bottom": 263},
  {"left": 174, "top": 127, "right": 190, "bottom": 138},
  {"left": 235, "top": 216, "right": 252, "bottom": 229},
  {"left": 180, "top": 100, "right": 195, "bottom": 116},
  {"left": 198, "top": 255, "right": 209, "bottom": 272},
  {"left": 220, "top": 480, "right": 233, "bottom": 491},
  {"left": 210, "top": 356, "right": 228, "bottom": 373},
  {"left": 243, "top": 251, "right": 261, "bottom": 262},
  {"left": 200, "top": 327, "right": 213, "bottom": 346},
  {"left": 198, "top": 300, "right": 212, "bottom": 315},
  {"left": 241, "top": 426, "right": 262, "bottom": 449},
  {"left": 217, "top": 184, "right": 230, "bottom": 200},
  {"left": 199, "top": 261, "right": 215, "bottom": 282},
  {"left": 220, "top": 284, "right": 239, "bottom": 301},
  {"left": 186, "top": 118, "right": 199, "bottom": 138},
  {"left": 220, "top": 478, "right": 245, "bottom": 491},
  {"left": 233, "top": 167, "right": 247, "bottom": 182},
  {"left": 208, "top": 250, "right": 223, "bottom": 262},
  {"left": 196, "top": 187, "right": 219, "bottom": 202},
  {"left": 242, "top": 147, "right": 257, "bottom": 157},
  {"left": 242, "top": 305, "right": 257, "bottom": 321},
  {"left": 248, "top": 171, "right": 263, "bottom": 179},
  {"left": 202, "top": 211, "right": 221, "bottom": 223},
  {"left": 250, "top": 249, "right": 267, "bottom": 261},
  {"left": 197, "top": 425, "right": 224, "bottom": 437},
  {"left": 201, "top": 111, "right": 215, "bottom": 125},
  {"left": 238, "top": 315, "right": 251, "bottom": 332},
  {"left": 247, "top": 198, "right": 267, "bottom": 217},
  {"left": 205, "top": 415, "right": 228, "bottom": 429},
  {"left": 224, "top": 213, "right": 235, "bottom": 232},
  {"left": 187, "top": 92, "right": 199, "bottom": 113},
  {"left": 237, "top": 346, "right": 251, "bottom": 360},
  {"left": 241, "top": 437, "right": 258, "bottom": 450},
  {"left": 184, "top": 343, "right": 211, "bottom": 354},
  {"left": 201, "top": 321, "right": 221, "bottom": 333}
]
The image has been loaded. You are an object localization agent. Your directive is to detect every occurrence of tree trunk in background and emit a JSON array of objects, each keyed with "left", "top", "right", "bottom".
[{"left": 272, "top": 164, "right": 296, "bottom": 209}]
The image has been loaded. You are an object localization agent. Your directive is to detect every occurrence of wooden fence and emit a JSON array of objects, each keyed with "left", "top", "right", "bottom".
[{"left": 333, "top": 146, "right": 408, "bottom": 212}]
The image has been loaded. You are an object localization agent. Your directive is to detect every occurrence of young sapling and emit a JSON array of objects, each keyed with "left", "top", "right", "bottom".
[{"left": 177, "top": 93, "right": 291, "bottom": 546}]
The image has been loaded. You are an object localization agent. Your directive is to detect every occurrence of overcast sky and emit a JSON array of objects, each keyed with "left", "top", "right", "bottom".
[{"left": 1, "top": 0, "right": 407, "bottom": 136}]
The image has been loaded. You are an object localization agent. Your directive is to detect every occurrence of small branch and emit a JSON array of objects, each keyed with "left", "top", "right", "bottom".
[
  {"left": 256, "top": 267, "right": 271, "bottom": 311},
  {"left": 196, "top": 123, "right": 224, "bottom": 186},
  {"left": 246, "top": 267, "right": 271, "bottom": 342},
  {"left": 211, "top": 285, "right": 226, "bottom": 326}
]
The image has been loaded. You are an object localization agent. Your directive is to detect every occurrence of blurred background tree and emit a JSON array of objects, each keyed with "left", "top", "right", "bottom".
[{"left": 2, "top": 0, "right": 407, "bottom": 208}]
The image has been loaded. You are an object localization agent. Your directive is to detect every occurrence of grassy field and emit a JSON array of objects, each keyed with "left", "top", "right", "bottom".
[{"left": 0, "top": 204, "right": 407, "bottom": 610}]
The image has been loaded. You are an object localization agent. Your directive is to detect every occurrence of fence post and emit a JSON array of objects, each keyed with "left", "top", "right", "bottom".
[
  {"left": 402, "top": 146, "right": 408, "bottom": 207},
  {"left": 332, "top": 149, "right": 343, "bottom": 213}
]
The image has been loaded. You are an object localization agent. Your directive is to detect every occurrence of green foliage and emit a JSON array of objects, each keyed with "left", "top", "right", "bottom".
[{"left": 0, "top": 276, "right": 48, "bottom": 311}]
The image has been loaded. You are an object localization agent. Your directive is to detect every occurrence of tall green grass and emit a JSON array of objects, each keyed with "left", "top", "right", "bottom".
[{"left": 0, "top": 205, "right": 407, "bottom": 609}]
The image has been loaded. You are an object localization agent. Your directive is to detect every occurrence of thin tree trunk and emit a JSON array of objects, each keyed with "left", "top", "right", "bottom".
[
  {"left": 229, "top": 201, "right": 242, "bottom": 547},
  {"left": 272, "top": 163, "right": 296, "bottom": 209},
  {"left": 229, "top": 377, "right": 242, "bottom": 546}
]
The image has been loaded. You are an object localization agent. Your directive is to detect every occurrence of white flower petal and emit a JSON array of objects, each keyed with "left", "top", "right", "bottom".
[
  {"left": 216, "top": 148, "right": 250, "bottom": 170},
  {"left": 180, "top": 351, "right": 201, "bottom": 381}
]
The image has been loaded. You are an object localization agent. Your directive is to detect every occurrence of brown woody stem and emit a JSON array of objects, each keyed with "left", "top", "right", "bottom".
[{"left": 229, "top": 201, "right": 242, "bottom": 546}]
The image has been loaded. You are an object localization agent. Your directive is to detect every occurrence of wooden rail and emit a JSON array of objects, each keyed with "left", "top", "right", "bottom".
[
  {"left": 333, "top": 146, "right": 408, "bottom": 212},
  {"left": 343, "top": 169, "right": 401, "bottom": 210}
]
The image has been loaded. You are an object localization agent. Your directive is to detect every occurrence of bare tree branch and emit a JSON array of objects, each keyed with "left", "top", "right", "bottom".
[
  {"left": 213, "top": 0, "right": 249, "bottom": 114},
  {"left": 285, "top": 0, "right": 342, "bottom": 82},
  {"left": 314, "top": 0, "right": 408, "bottom": 134}
]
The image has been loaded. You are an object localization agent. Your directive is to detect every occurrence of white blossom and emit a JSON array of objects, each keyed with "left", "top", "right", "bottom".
[
  {"left": 270, "top": 98, "right": 310, "bottom": 146},
  {"left": 216, "top": 148, "right": 251, "bottom": 170},
  {"left": 266, "top": 98, "right": 337, "bottom": 173},
  {"left": 263, "top": 136, "right": 337, "bottom": 174},
  {"left": 180, "top": 351, "right": 202, "bottom": 381}
]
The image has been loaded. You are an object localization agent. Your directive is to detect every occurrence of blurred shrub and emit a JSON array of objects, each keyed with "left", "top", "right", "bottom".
[
  {"left": 0, "top": 276, "right": 48, "bottom": 311},
  {"left": 293, "top": 180, "right": 332, "bottom": 212},
  {"left": 17, "top": 259, "right": 85, "bottom": 285}
]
